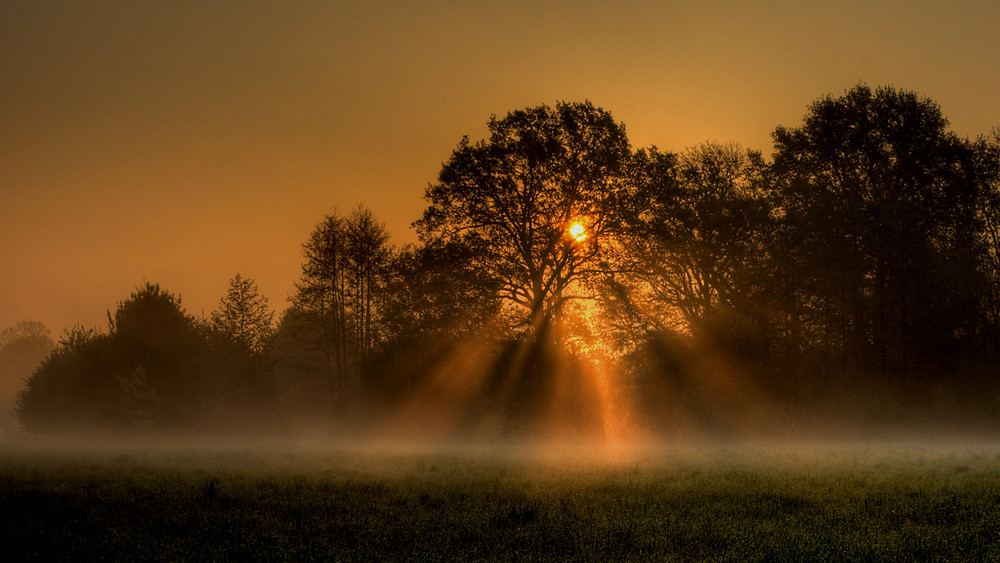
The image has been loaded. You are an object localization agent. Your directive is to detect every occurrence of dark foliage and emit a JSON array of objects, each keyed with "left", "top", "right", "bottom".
[
  {"left": 0, "top": 321, "right": 54, "bottom": 429},
  {"left": 14, "top": 87, "right": 1000, "bottom": 439},
  {"left": 417, "top": 101, "right": 635, "bottom": 328},
  {"left": 771, "top": 85, "right": 990, "bottom": 374},
  {"left": 17, "top": 284, "right": 273, "bottom": 436}
]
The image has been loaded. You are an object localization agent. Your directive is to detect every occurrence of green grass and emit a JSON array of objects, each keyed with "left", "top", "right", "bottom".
[{"left": 2, "top": 443, "right": 1000, "bottom": 561}]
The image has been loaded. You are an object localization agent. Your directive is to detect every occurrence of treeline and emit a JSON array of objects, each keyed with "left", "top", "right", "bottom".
[{"left": 16, "top": 85, "right": 1000, "bottom": 440}]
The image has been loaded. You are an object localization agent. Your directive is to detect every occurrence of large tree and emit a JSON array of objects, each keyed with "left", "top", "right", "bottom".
[
  {"left": 772, "top": 84, "right": 989, "bottom": 371},
  {"left": 417, "top": 101, "right": 635, "bottom": 330}
]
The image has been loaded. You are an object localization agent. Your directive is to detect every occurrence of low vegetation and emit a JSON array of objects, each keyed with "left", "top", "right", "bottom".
[{"left": 3, "top": 443, "right": 999, "bottom": 561}]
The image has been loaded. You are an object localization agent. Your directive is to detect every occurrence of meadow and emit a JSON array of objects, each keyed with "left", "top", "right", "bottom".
[{"left": 2, "top": 441, "right": 1000, "bottom": 561}]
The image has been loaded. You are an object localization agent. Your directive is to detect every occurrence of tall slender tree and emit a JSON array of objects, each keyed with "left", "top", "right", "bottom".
[
  {"left": 293, "top": 212, "right": 350, "bottom": 382},
  {"left": 288, "top": 207, "right": 392, "bottom": 386},
  {"left": 345, "top": 207, "right": 391, "bottom": 365}
]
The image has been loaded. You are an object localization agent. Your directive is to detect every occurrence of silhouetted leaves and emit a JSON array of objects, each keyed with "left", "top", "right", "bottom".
[
  {"left": 287, "top": 207, "right": 391, "bottom": 386},
  {"left": 623, "top": 143, "right": 775, "bottom": 333},
  {"left": 772, "top": 85, "right": 990, "bottom": 373},
  {"left": 0, "top": 321, "right": 54, "bottom": 430},
  {"left": 210, "top": 273, "right": 274, "bottom": 356},
  {"left": 14, "top": 89, "right": 1000, "bottom": 440},
  {"left": 417, "top": 101, "right": 635, "bottom": 329},
  {"left": 17, "top": 284, "right": 264, "bottom": 435}
]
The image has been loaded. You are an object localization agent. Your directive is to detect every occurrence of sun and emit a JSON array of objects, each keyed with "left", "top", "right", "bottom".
[{"left": 569, "top": 222, "right": 588, "bottom": 242}]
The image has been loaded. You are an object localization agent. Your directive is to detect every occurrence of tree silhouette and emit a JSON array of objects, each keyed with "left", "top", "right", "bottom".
[
  {"left": 18, "top": 284, "right": 213, "bottom": 434},
  {"left": 16, "top": 326, "right": 112, "bottom": 434},
  {"left": 16, "top": 89, "right": 1000, "bottom": 439},
  {"left": 378, "top": 240, "right": 503, "bottom": 342},
  {"left": 973, "top": 129, "right": 1000, "bottom": 353},
  {"left": 0, "top": 321, "right": 54, "bottom": 430},
  {"left": 0, "top": 322, "right": 54, "bottom": 385},
  {"left": 286, "top": 207, "right": 392, "bottom": 388},
  {"left": 210, "top": 273, "right": 274, "bottom": 356},
  {"left": 293, "top": 212, "right": 350, "bottom": 382},
  {"left": 345, "top": 207, "right": 391, "bottom": 365},
  {"left": 772, "top": 84, "right": 989, "bottom": 371},
  {"left": 417, "top": 101, "right": 634, "bottom": 331},
  {"left": 206, "top": 273, "right": 276, "bottom": 427},
  {"left": 108, "top": 283, "right": 214, "bottom": 429},
  {"left": 622, "top": 143, "right": 774, "bottom": 334}
]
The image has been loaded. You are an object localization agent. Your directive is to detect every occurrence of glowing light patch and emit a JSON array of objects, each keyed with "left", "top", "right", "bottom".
[{"left": 569, "top": 223, "right": 587, "bottom": 242}]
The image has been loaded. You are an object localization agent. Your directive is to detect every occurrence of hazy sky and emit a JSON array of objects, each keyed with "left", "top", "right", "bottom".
[{"left": 2, "top": 0, "right": 998, "bottom": 336}]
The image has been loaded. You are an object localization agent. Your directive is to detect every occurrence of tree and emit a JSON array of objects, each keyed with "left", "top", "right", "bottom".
[
  {"left": 16, "top": 326, "right": 115, "bottom": 434},
  {"left": 345, "top": 207, "right": 391, "bottom": 364},
  {"left": 286, "top": 207, "right": 392, "bottom": 386},
  {"left": 606, "top": 143, "right": 781, "bottom": 425},
  {"left": 357, "top": 240, "right": 506, "bottom": 407},
  {"left": 0, "top": 322, "right": 55, "bottom": 386},
  {"left": 108, "top": 283, "right": 214, "bottom": 430},
  {"left": 0, "top": 321, "right": 52, "bottom": 350},
  {"left": 971, "top": 129, "right": 1000, "bottom": 353},
  {"left": 0, "top": 321, "right": 55, "bottom": 430},
  {"left": 210, "top": 273, "right": 274, "bottom": 356},
  {"left": 378, "top": 240, "right": 503, "bottom": 342},
  {"left": 293, "top": 211, "right": 350, "bottom": 382},
  {"left": 417, "top": 101, "right": 635, "bottom": 331},
  {"left": 17, "top": 283, "right": 215, "bottom": 434},
  {"left": 771, "top": 84, "right": 989, "bottom": 371},
  {"left": 621, "top": 143, "right": 774, "bottom": 335},
  {"left": 204, "top": 274, "right": 277, "bottom": 432}
]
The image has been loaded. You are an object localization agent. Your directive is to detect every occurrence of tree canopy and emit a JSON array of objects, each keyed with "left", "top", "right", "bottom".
[
  {"left": 287, "top": 206, "right": 392, "bottom": 387},
  {"left": 417, "top": 101, "right": 635, "bottom": 329},
  {"left": 772, "top": 85, "right": 989, "bottom": 371},
  {"left": 210, "top": 273, "right": 274, "bottom": 356},
  {"left": 14, "top": 86, "right": 1000, "bottom": 440}
]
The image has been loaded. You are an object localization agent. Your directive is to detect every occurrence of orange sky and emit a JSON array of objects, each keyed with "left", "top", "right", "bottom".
[{"left": 2, "top": 1, "right": 999, "bottom": 336}]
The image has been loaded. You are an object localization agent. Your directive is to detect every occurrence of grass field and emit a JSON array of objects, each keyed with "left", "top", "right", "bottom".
[{"left": 2, "top": 441, "right": 999, "bottom": 561}]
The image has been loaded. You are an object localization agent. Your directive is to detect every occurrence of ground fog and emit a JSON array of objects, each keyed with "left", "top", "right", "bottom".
[{"left": 3, "top": 441, "right": 1000, "bottom": 561}]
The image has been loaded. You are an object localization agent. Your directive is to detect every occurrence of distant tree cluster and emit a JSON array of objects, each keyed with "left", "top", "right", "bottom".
[
  {"left": 0, "top": 322, "right": 54, "bottom": 432},
  {"left": 16, "top": 282, "right": 275, "bottom": 435},
  {"left": 15, "top": 85, "right": 1000, "bottom": 439}
]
